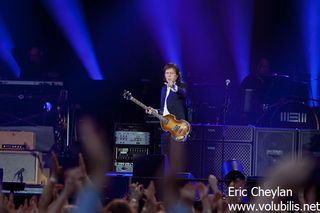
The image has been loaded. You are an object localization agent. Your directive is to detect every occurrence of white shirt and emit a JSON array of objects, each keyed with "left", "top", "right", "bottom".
[{"left": 163, "top": 84, "right": 178, "bottom": 116}]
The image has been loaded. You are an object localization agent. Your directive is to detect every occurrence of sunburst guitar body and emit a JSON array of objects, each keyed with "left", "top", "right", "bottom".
[
  {"left": 159, "top": 114, "right": 190, "bottom": 142},
  {"left": 123, "top": 90, "right": 191, "bottom": 142}
]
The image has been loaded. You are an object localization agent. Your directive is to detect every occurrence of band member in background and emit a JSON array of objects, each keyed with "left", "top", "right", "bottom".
[
  {"left": 240, "top": 57, "right": 271, "bottom": 124},
  {"left": 147, "top": 63, "right": 188, "bottom": 154}
]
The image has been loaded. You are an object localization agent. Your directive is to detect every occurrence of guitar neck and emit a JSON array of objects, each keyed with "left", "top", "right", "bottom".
[{"left": 130, "top": 97, "right": 165, "bottom": 121}]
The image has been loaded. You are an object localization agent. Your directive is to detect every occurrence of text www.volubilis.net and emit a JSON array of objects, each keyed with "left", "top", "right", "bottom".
[{"left": 228, "top": 201, "right": 320, "bottom": 212}]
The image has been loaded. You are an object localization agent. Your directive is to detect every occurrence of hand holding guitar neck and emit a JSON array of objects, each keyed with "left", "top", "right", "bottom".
[
  {"left": 123, "top": 90, "right": 191, "bottom": 142},
  {"left": 146, "top": 107, "right": 158, "bottom": 115}
]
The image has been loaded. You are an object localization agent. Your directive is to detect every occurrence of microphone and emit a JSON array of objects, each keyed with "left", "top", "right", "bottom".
[{"left": 225, "top": 79, "right": 231, "bottom": 87}]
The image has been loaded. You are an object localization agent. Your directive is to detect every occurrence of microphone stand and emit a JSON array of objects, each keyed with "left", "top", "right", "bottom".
[
  {"left": 13, "top": 169, "right": 24, "bottom": 183},
  {"left": 17, "top": 172, "right": 23, "bottom": 183},
  {"left": 221, "top": 82, "right": 231, "bottom": 125},
  {"left": 220, "top": 81, "right": 231, "bottom": 187}
]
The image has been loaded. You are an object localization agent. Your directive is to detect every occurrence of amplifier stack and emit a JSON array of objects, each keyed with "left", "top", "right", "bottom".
[
  {"left": 113, "top": 123, "right": 320, "bottom": 178},
  {"left": 0, "top": 131, "right": 43, "bottom": 184},
  {"left": 189, "top": 125, "right": 320, "bottom": 178},
  {"left": 202, "top": 125, "right": 253, "bottom": 179},
  {"left": 113, "top": 123, "right": 153, "bottom": 173}
]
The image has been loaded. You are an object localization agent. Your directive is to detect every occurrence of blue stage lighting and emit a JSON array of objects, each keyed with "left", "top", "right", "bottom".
[
  {"left": 43, "top": 0, "right": 103, "bottom": 80},
  {"left": 43, "top": 102, "right": 52, "bottom": 112},
  {"left": 0, "top": 16, "right": 21, "bottom": 77}
]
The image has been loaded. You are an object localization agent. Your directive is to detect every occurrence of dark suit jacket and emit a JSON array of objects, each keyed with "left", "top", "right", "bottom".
[{"left": 160, "top": 83, "right": 188, "bottom": 120}]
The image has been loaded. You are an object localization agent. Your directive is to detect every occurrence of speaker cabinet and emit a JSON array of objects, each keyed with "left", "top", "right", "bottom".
[
  {"left": 0, "top": 151, "right": 41, "bottom": 184},
  {"left": 202, "top": 125, "right": 253, "bottom": 179},
  {"left": 224, "top": 143, "right": 252, "bottom": 177},
  {"left": 183, "top": 125, "right": 203, "bottom": 178},
  {"left": 183, "top": 139, "right": 203, "bottom": 178},
  {"left": 203, "top": 125, "right": 253, "bottom": 142},
  {"left": 202, "top": 142, "right": 252, "bottom": 179},
  {"left": 253, "top": 128, "right": 297, "bottom": 176},
  {"left": 298, "top": 130, "right": 320, "bottom": 158},
  {"left": 202, "top": 142, "right": 223, "bottom": 179}
]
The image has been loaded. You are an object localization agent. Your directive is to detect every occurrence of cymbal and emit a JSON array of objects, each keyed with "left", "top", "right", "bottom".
[
  {"left": 289, "top": 79, "right": 310, "bottom": 84},
  {"left": 270, "top": 73, "right": 290, "bottom": 78},
  {"left": 267, "top": 73, "right": 310, "bottom": 84}
]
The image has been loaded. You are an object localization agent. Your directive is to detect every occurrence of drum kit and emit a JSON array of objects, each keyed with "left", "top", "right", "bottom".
[{"left": 251, "top": 74, "right": 320, "bottom": 129}]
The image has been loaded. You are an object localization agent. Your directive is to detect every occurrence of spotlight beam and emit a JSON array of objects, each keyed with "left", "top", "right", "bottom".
[
  {"left": 43, "top": 0, "right": 103, "bottom": 80},
  {"left": 300, "top": 0, "right": 319, "bottom": 106},
  {"left": 0, "top": 16, "right": 20, "bottom": 78},
  {"left": 141, "top": 0, "right": 183, "bottom": 77}
]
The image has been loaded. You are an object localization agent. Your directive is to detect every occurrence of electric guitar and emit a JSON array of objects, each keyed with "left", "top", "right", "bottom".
[{"left": 123, "top": 90, "right": 191, "bottom": 142}]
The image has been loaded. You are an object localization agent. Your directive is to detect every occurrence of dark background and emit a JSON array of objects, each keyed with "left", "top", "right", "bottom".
[{"left": 0, "top": 0, "right": 316, "bottom": 128}]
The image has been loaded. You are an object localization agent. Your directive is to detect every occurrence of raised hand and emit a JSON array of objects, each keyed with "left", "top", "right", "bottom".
[
  {"left": 78, "top": 116, "right": 111, "bottom": 188},
  {"left": 196, "top": 182, "right": 209, "bottom": 200},
  {"left": 38, "top": 151, "right": 61, "bottom": 212},
  {"left": 6, "top": 193, "right": 15, "bottom": 212},
  {"left": 141, "top": 181, "right": 158, "bottom": 213},
  {"left": 46, "top": 170, "right": 78, "bottom": 213},
  {"left": 130, "top": 182, "right": 144, "bottom": 201},
  {"left": 129, "top": 182, "right": 144, "bottom": 211},
  {"left": 180, "top": 182, "right": 196, "bottom": 203},
  {"left": 51, "top": 151, "right": 62, "bottom": 181},
  {"left": 196, "top": 182, "right": 211, "bottom": 213},
  {"left": 164, "top": 81, "right": 176, "bottom": 88},
  {"left": 78, "top": 153, "right": 91, "bottom": 185},
  {"left": 208, "top": 174, "right": 219, "bottom": 194},
  {"left": 144, "top": 181, "right": 156, "bottom": 202}
]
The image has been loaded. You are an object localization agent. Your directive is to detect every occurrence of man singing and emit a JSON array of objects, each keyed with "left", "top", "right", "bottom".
[{"left": 147, "top": 63, "right": 188, "bottom": 154}]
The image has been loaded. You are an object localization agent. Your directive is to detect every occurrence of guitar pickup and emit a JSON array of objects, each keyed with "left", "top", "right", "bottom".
[{"left": 172, "top": 125, "right": 181, "bottom": 132}]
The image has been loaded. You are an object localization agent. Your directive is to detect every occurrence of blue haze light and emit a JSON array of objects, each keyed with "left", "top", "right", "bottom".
[
  {"left": 223, "top": 0, "right": 254, "bottom": 82},
  {"left": 300, "top": 0, "right": 320, "bottom": 106},
  {"left": 0, "top": 16, "right": 20, "bottom": 77},
  {"left": 43, "top": 0, "right": 103, "bottom": 80},
  {"left": 140, "top": 0, "right": 183, "bottom": 78}
]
